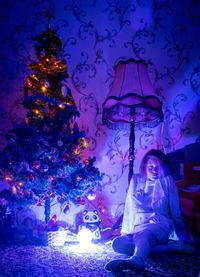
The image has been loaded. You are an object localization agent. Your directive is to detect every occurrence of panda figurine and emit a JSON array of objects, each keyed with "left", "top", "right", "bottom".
[{"left": 82, "top": 210, "right": 101, "bottom": 240}]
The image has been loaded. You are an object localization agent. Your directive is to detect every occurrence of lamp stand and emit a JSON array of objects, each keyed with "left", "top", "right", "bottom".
[{"left": 128, "top": 107, "right": 135, "bottom": 184}]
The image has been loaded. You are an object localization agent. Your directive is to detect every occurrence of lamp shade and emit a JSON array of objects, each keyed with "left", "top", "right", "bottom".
[{"left": 102, "top": 59, "right": 163, "bottom": 130}]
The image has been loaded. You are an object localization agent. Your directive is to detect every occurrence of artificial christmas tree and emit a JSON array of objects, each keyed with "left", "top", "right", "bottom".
[{"left": 0, "top": 12, "right": 103, "bottom": 227}]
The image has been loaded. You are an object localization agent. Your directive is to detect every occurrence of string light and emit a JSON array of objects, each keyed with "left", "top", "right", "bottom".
[
  {"left": 12, "top": 186, "right": 17, "bottom": 194},
  {"left": 18, "top": 181, "right": 23, "bottom": 187},
  {"left": 80, "top": 138, "right": 89, "bottom": 149},
  {"left": 74, "top": 148, "right": 80, "bottom": 155},
  {"left": 4, "top": 175, "right": 12, "bottom": 181},
  {"left": 33, "top": 109, "right": 40, "bottom": 115},
  {"left": 58, "top": 104, "right": 64, "bottom": 109},
  {"left": 41, "top": 85, "right": 47, "bottom": 92}
]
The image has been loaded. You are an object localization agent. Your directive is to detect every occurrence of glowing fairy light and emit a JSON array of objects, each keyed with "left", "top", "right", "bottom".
[
  {"left": 80, "top": 138, "right": 89, "bottom": 149},
  {"left": 74, "top": 148, "right": 80, "bottom": 155},
  {"left": 12, "top": 186, "right": 17, "bottom": 194},
  {"left": 4, "top": 175, "right": 12, "bottom": 181},
  {"left": 33, "top": 109, "right": 40, "bottom": 115},
  {"left": 58, "top": 104, "right": 64, "bottom": 109},
  {"left": 41, "top": 85, "right": 47, "bottom": 92}
]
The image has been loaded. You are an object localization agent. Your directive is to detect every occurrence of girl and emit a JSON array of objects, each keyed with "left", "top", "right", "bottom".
[{"left": 105, "top": 149, "right": 194, "bottom": 273}]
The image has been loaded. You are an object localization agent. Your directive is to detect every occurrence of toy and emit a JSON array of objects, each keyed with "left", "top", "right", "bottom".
[{"left": 82, "top": 209, "right": 101, "bottom": 240}]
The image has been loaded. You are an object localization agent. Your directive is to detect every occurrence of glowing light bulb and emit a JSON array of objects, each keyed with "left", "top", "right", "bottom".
[{"left": 77, "top": 228, "right": 93, "bottom": 247}]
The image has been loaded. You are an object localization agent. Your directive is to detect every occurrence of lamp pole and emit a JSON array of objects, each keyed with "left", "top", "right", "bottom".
[{"left": 128, "top": 107, "right": 135, "bottom": 184}]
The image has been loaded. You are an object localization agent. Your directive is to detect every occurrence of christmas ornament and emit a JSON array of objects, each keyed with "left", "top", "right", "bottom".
[
  {"left": 50, "top": 192, "right": 56, "bottom": 198},
  {"left": 57, "top": 139, "right": 63, "bottom": 147},
  {"left": 76, "top": 176, "right": 82, "bottom": 182},
  {"left": 37, "top": 200, "right": 43, "bottom": 206},
  {"left": 61, "top": 85, "right": 68, "bottom": 97},
  {"left": 62, "top": 123, "right": 68, "bottom": 132},
  {"left": 24, "top": 117, "right": 29, "bottom": 124},
  {"left": 83, "top": 159, "right": 89, "bottom": 165},
  {"left": 63, "top": 204, "right": 70, "bottom": 214},
  {"left": 57, "top": 196, "right": 65, "bottom": 203},
  {"left": 32, "top": 160, "right": 41, "bottom": 170},
  {"left": 87, "top": 191, "right": 96, "bottom": 201},
  {"left": 77, "top": 197, "right": 85, "bottom": 205},
  {"left": 29, "top": 174, "right": 35, "bottom": 182},
  {"left": 48, "top": 213, "right": 57, "bottom": 229},
  {"left": 40, "top": 163, "right": 49, "bottom": 173}
]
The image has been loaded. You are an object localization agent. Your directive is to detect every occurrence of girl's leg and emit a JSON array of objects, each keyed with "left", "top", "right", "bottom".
[
  {"left": 105, "top": 230, "right": 157, "bottom": 272},
  {"left": 132, "top": 229, "right": 157, "bottom": 259},
  {"left": 112, "top": 234, "right": 135, "bottom": 256}
]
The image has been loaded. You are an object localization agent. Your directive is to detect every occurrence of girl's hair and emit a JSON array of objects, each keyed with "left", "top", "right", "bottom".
[{"left": 140, "top": 149, "right": 170, "bottom": 178}]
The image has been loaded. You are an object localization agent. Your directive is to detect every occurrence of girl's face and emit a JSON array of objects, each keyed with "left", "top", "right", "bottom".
[{"left": 146, "top": 157, "right": 160, "bottom": 181}]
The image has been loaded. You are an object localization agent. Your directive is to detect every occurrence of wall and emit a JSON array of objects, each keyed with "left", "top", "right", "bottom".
[{"left": 0, "top": 0, "right": 200, "bottom": 227}]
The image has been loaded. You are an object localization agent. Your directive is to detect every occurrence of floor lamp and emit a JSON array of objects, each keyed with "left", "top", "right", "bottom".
[{"left": 102, "top": 58, "right": 164, "bottom": 184}]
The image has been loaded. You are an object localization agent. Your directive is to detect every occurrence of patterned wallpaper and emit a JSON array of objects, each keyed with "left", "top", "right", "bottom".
[{"left": 0, "top": 0, "right": 200, "bottom": 226}]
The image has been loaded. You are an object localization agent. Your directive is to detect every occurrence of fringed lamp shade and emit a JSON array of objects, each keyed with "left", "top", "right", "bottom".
[{"left": 102, "top": 59, "right": 163, "bottom": 183}]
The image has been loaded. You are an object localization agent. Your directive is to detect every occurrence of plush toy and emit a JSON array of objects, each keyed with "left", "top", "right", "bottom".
[{"left": 82, "top": 210, "right": 101, "bottom": 240}]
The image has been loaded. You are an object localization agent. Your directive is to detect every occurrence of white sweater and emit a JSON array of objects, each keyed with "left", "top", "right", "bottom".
[{"left": 121, "top": 175, "right": 185, "bottom": 242}]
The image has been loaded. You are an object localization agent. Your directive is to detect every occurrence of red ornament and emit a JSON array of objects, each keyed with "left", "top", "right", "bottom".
[
  {"left": 77, "top": 197, "right": 85, "bottom": 205},
  {"left": 83, "top": 159, "right": 89, "bottom": 165},
  {"left": 37, "top": 200, "right": 42, "bottom": 206},
  {"left": 32, "top": 160, "right": 41, "bottom": 170},
  {"left": 76, "top": 176, "right": 82, "bottom": 182},
  {"left": 29, "top": 174, "right": 35, "bottom": 182},
  {"left": 24, "top": 117, "right": 29, "bottom": 124},
  {"left": 48, "top": 107, "right": 56, "bottom": 117},
  {"left": 62, "top": 124, "right": 68, "bottom": 132},
  {"left": 48, "top": 214, "right": 57, "bottom": 229},
  {"left": 50, "top": 192, "right": 56, "bottom": 198},
  {"left": 43, "top": 195, "right": 47, "bottom": 201},
  {"left": 57, "top": 196, "right": 65, "bottom": 203}
]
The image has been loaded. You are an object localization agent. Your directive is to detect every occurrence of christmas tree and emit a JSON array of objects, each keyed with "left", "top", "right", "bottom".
[{"left": 0, "top": 11, "right": 103, "bottom": 225}]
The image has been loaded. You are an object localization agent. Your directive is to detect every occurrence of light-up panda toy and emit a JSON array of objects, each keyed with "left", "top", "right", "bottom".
[{"left": 81, "top": 209, "right": 101, "bottom": 241}]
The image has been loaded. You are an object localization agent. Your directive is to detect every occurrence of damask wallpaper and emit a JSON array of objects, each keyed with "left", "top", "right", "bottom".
[{"left": 0, "top": 0, "right": 200, "bottom": 227}]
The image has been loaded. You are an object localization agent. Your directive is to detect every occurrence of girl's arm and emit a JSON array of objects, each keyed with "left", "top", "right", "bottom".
[{"left": 167, "top": 175, "right": 192, "bottom": 244}]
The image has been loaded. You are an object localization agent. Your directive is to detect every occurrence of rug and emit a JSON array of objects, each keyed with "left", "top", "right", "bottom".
[{"left": 0, "top": 242, "right": 199, "bottom": 277}]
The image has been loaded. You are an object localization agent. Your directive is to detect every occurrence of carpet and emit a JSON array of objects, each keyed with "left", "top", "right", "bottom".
[{"left": 0, "top": 242, "right": 199, "bottom": 277}]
